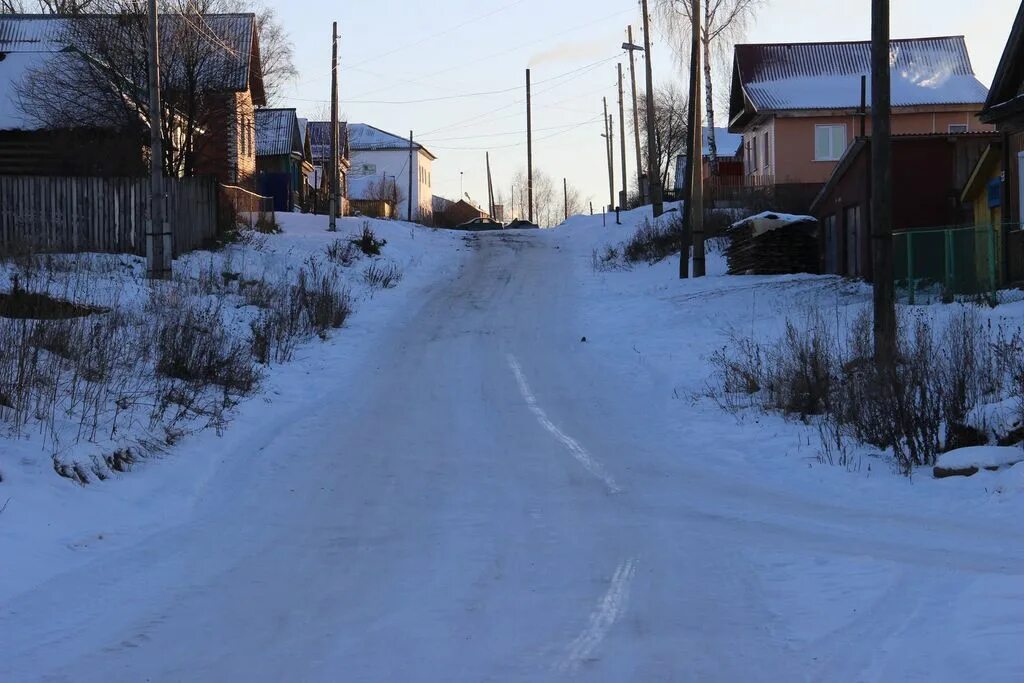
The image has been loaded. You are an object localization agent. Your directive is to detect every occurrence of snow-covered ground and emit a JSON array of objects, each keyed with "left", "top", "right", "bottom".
[{"left": 1, "top": 207, "right": 1022, "bottom": 681}]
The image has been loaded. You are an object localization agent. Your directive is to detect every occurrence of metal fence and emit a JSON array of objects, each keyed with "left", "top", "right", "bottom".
[
  {"left": 219, "top": 184, "right": 275, "bottom": 230},
  {"left": 894, "top": 224, "right": 1001, "bottom": 304},
  {"left": 0, "top": 175, "right": 218, "bottom": 256}
]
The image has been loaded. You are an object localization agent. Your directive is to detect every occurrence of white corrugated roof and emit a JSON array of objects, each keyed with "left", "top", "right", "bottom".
[
  {"left": 349, "top": 123, "right": 436, "bottom": 160},
  {"left": 732, "top": 36, "right": 988, "bottom": 117}
]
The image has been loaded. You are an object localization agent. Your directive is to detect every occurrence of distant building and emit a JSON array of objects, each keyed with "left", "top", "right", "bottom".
[
  {"left": 306, "top": 121, "right": 351, "bottom": 215},
  {"left": 728, "top": 36, "right": 993, "bottom": 211},
  {"left": 255, "top": 108, "right": 313, "bottom": 212},
  {"left": 349, "top": 124, "right": 436, "bottom": 224},
  {"left": 673, "top": 127, "right": 744, "bottom": 194}
]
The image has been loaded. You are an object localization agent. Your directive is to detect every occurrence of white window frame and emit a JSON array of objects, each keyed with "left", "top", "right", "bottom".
[
  {"left": 948, "top": 123, "right": 969, "bottom": 134},
  {"left": 762, "top": 132, "right": 770, "bottom": 170},
  {"left": 815, "top": 124, "right": 847, "bottom": 161}
]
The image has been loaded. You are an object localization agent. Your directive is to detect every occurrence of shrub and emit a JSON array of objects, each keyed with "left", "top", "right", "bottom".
[
  {"left": 711, "top": 306, "right": 1015, "bottom": 476},
  {"left": 363, "top": 263, "right": 403, "bottom": 289},
  {"left": 622, "top": 217, "right": 683, "bottom": 264},
  {"left": 326, "top": 238, "right": 361, "bottom": 266},
  {"left": 351, "top": 222, "right": 387, "bottom": 256}
]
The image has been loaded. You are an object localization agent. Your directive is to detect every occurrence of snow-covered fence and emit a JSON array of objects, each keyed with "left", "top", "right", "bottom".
[{"left": 0, "top": 175, "right": 218, "bottom": 256}]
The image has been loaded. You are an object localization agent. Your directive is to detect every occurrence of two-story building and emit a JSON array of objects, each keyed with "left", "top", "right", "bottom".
[
  {"left": 728, "top": 36, "right": 992, "bottom": 211},
  {"left": 348, "top": 124, "right": 436, "bottom": 225}
]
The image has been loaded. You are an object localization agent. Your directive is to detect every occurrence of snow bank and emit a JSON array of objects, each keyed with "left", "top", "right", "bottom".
[{"left": 936, "top": 446, "right": 1024, "bottom": 473}]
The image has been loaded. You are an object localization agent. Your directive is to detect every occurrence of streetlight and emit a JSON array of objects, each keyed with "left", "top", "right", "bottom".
[{"left": 460, "top": 171, "right": 464, "bottom": 198}]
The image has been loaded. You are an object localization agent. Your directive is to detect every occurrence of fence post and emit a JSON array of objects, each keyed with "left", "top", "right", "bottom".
[
  {"left": 906, "top": 232, "right": 915, "bottom": 305},
  {"left": 944, "top": 228, "right": 954, "bottom": 297},
  {"left": 988, "top": 223, "right": 998, "bottom": 303}
]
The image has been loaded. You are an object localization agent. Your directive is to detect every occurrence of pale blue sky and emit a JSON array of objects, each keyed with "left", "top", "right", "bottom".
[{"left": 268, "top": 0, "right": 1019, "bottom": 210}]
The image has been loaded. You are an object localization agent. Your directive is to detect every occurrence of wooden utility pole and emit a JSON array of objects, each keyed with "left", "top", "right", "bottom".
[
  {"left": 603, "top": 97, "right": 614, "bottom": 212},
  {"left": 871, "top": 0, "right": 896, "bottom": 365},
  {"left": 678, "top": 1, "right": 700, "bottom": 280},
  {"left": 407, "top": 130, "right": 414, "bottom": 222},
  {"left": 526, "top": 68, "right": 534, "bottom": 223},
  {"left": 563, "top": 177, "right": 568, "bottom": 221},
  {"left": 641, "top": 0, "right": 663, "bottom": 217},
  {"left": 486, "top": 152, "right": 495, "bottom": 218},
  {"left": 146, "top": 0, "right": 170, "bottom": 279},
  {"left": 329, "top": 22, "right": 339, "bottom": 231},
  {"left": 617, "top": 63, "right": 628, "bottom": 210},
  {"left": 690, "top": 0, "right": 706, "bottom": 277},
  {"left": 626, "top": 26, "right": 645, "bottom": 205}
]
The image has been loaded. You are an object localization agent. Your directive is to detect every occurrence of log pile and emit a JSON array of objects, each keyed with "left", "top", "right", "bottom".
[{"left": 726, "top": 212, "right": 819, "bottom": 275}]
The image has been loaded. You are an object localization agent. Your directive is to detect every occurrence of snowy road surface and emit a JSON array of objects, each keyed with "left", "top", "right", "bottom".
[{"left": 3, "top": 228, "right": 1023, "bottom": 681}]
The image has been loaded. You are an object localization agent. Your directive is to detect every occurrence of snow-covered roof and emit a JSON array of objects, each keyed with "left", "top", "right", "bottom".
[
  {"left": 255, "top": 108, "right": 300, "bottom": 157},
  {"left": 297, "top": 117, "right": 308, "bottom": 147},
  {"left": 0, "top": 13, "right": 264, "bottom": 131},
  {"left": 730, "top": 37, "right": 988, "bottom": 128},
  {"left": 349, "top": 123, "right": 436, "bottom": 160},
  {"left": 729, "top": 211, "right": 817, "bottom": 237}
]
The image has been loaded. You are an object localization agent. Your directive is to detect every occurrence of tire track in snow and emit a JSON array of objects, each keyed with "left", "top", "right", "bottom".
[
  {"left": 557, "top": 558, "right": 638, "bottom": 673},
  {"left": 507, "top": 354, "right": 621, "bottom": 494}
]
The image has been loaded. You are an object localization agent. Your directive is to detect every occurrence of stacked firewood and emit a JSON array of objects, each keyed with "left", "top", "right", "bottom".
[{"left": 726, "top": 213, "right": 819, "bottom": 275}]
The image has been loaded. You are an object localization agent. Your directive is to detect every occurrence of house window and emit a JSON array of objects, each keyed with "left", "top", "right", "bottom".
[
  {"left": 948, "top": 123, "right": 969, "bottom": 133},
  {"left": 752, "top": 134, "right": 759, "bottom": 172},
  {"left": 815, "top": 124, "right": 847, "bottom": 161},
  {"left": 762, "top": 132, "right": 770, "bottom": 170}
]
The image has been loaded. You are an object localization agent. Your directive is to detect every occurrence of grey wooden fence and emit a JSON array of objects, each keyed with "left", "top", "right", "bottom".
[{"left": 0, "top": 175, "right": 218, "bottom": 256}]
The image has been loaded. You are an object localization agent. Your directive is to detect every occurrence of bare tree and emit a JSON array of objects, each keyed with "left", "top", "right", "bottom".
[
  {"left": 510, "top": 168, "right": 584, "bottom": 227},
  {"left": 363, "top": 176, "right": 404, "bottom": 208},
  {"left": 0, "top": 0, "right": 26, "bottom": 12},
  {"left": 2, "top": 0, "right": 98, "bottom": 12},
  {"left": 253, "top": 6, "right": 296, "bottom": 105},
  {"left": 634, "top": 83, "right": 689, "bottom": 192},
  {"left": 657, "top": 0, "right": 765, "bottom": 173}
]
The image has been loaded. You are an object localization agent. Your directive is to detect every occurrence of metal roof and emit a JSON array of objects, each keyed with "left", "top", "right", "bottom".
[
  {"left": 730, "top": 36, "right": 988, "bottom": 127},
  {"left": 349, "top": 123, "right": 436, "bottom": 160},
  {"left": 307, "top": 121, "right": 349, "bottom": 163},
  {"left": 0, "top": 14, "right": 262, "bottom": 101},
  {"left": 255, "top": 108, "right": 300, "bottom": 157}
]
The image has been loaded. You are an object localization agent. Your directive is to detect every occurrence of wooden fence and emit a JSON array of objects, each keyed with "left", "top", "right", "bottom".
[
  {"left": 220, "top": 183, "right": 275, "bottom": 230},
  {"left": 0, "top": 175, "right": 218, "bottom": 256}
]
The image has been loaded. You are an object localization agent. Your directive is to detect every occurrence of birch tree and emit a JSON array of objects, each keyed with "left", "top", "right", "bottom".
[{"left": 657, "top": 0, "right": 765, "bottom": 174}]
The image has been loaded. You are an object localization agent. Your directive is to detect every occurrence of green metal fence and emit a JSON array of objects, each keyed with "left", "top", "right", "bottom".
[{"left": 893, "top": 224, "right": 999, "bottom": 304}]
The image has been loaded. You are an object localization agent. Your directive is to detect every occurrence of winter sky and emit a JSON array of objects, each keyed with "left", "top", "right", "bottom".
[{"left": 271, "top": 0, "right": 1019, "bottom": 211}]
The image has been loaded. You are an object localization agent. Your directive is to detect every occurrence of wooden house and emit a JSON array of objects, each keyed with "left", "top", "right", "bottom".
[
  {"left": 0, "top": 13, "right": 265, "bottom": 187},
  {"left": 810, "top": 133, "right": 996, "bottom": 280},
  {"left": 255, "top": 108, "right": 311, "bottom": 211},
  {"left": 978, "top": 1, "right": 1024, "bottom": 281},
  {"left": 728, "top": 37, "right": 993, "bottom": 212}
]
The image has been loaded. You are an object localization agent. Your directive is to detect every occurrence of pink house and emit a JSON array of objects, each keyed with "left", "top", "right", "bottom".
[{"left": 727, "top": 37, "right": 993, "bottom": 206}]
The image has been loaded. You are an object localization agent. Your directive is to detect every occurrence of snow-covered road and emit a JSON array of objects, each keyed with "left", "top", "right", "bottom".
[{"left": 2, "top": 227, "right": 1023, "bottom": 681}]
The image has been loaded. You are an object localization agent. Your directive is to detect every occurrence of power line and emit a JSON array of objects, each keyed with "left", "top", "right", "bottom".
[{"left": 425, "top": 114, "right": 604, "bottom": 151}]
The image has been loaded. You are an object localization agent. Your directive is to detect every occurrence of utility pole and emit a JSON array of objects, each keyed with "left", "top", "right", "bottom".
[
  {"left": 871, "top": 0, "right": 895, "bottom": 366},
  {"left": 641, "top": 0, "right": 663, "bottom": 217},
  {"left": 526, "top": 68, "right": 534, "bottom": 223},
  {"left": 625, "top": 26, "right": 645, "bottom": 206},
  {"left": 328, "top": 22, "right": 339, "bottom": 232},
  {"left": 486, "top": 152, "right": 495, "bottom": 218},
  {"left": 563, "top": 177, "right": 568, "bottom": 221},
  {"left": 690, "top": 0, "right": 706, "bottom": 277},
  {"left": 146, "top": 0, "right": 170, "bottom": 279},
  {"left": 603, "top": 97, "right": 614, "bottom": 212},
  {"left": 679, "top": 2, "right": 700, "bottom": 280},
  {"left": 407, "top": 130, "right": 414, "bottom": 222},
  {"left": 617, "top": 63, "right": 628, "bottom": 210}
]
